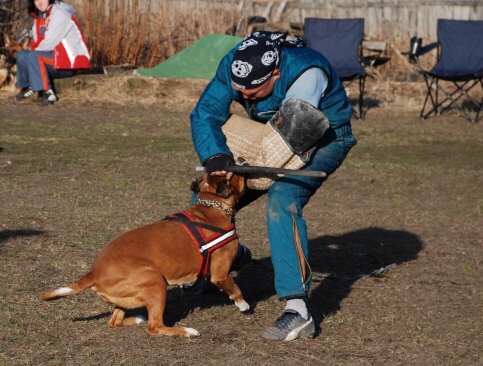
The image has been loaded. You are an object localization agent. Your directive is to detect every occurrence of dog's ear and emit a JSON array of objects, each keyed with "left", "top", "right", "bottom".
[
  {"left": 4, "top": 34, "right": 11, "bottom": 47},
  {"left": 215, "top": 180, "right": 230, "bottom": 198},
  {"left": 190, "top": 178, "right": 200, "bottom": 193},
  {"left": 229, "top": 174, "right": 246, "bottom": 198}
]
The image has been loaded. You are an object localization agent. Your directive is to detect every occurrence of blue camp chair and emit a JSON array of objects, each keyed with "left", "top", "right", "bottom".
[
  {"left": 304, "top": 18, "right": 389, "bottom": 121},
  {"left": 405, "top": 19, "right": 483, "bottom": 123}
]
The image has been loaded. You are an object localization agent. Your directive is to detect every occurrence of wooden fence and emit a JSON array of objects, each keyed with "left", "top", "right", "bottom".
[
  {"left": 270, "top": 0, "right": 483, "bottom": 40},
  {"left": 155, "top": 0, "right": 482, "bottom": 40}
]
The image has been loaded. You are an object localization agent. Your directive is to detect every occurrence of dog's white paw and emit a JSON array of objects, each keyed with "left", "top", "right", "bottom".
[
  {"left": 183, "top": 327, "right": 200, "bottom": 337},
  {"left": 134, "top": 315, "right": 147, "bottom": 324},
  {"left": 56, "top": 287, "right": 74, "bottom": 295},
  {"left": 235, "top": 300, "right": 250, "bottom": 312}
]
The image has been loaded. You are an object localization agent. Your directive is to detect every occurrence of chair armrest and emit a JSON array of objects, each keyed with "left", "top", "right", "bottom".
[
  {"left": 401, "top": 40, "right": 439, "bottom": 58},
  {"left": 361, "top": 55, "right": 391, "bottom": 67},
  {"left": 419, "top": 42, "right": 439, "bottom": 56}
]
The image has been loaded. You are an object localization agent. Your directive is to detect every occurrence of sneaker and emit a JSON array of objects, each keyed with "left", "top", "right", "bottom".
[
  {"left": 15, "top": 87, "right": 34, "bottom": 100},
  {"left": 230, "top": 244, "right": 252, "bottom": 272},
  {"left": 260, "top": 310, "right": 315, "bottom": 341},
  {"left": 37, "top": 89, "right": 58, "bottom": 105}
]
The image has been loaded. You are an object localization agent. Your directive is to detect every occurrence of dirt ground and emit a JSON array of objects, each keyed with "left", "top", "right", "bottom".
[{"left": 0, "top": 75, "right": 481, "bottom": 366}]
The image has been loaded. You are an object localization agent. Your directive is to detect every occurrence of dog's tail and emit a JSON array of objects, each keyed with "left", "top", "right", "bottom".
[{"left": 41, "top": 272, "right": 94, "bottom": 301}]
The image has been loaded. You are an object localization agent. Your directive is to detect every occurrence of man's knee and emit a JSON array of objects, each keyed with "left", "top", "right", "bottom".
[
  {"left": 267, "top": 179, "right": 319, "bottom": 214},
  {"left": 267, "top": 186, "right": 293, "bottom": 210},
  {"left": 16, "top": 50, "right": 29, "bottom": 64},
  {"left": 266, "top": 188, "right": 303, "bottom": 224}
]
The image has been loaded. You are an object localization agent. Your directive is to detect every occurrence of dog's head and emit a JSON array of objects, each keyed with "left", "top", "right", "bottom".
[
  {"left": 0, "top": 34, "right": 29, "bottom": 91},
  {"left": 3, "top": 34, "right": 30, "bottom": 63},
  {"left": 190, "top": 173, "right": 246, "bottom": 206}
]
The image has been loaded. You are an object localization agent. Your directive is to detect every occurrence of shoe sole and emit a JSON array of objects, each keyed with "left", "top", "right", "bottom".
[{"left": 15, "top": 97, "right": 34, "bottom": 101}]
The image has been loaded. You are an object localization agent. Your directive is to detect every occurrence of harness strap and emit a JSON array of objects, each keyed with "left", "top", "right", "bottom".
[{"left": 163, "top": 211, "right": 237, "bottom": 289}]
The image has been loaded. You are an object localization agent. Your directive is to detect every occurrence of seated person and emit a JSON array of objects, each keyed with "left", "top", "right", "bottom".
[{"left": 15, "top": 0, "right": 91, "bottom": 105}]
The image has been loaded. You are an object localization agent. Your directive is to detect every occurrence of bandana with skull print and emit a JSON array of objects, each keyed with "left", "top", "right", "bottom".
[{"left": 230, "top": 32, "right": 307, "bottom": 90}]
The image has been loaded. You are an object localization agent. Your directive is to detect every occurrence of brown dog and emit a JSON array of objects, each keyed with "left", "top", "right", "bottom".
[
  {"left": 0, "top": 34, "right": 30, "bottom": 92},
  {"left": 41, "top": 173, "right": 249, "bottom": 337}
]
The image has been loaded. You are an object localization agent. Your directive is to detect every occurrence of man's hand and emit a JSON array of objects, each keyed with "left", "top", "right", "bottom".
[{"left": 204, "top": 155, "right": 234, "bottom": 177}]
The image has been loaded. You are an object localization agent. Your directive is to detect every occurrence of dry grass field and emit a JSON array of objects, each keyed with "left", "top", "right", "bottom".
[{"left": 0, "top": 74, "right": 482, "bottom": 365}]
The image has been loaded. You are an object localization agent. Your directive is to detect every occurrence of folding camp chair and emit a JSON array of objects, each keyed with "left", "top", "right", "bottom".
[
  {"left": 405, "top": 19, "right": 483, "bottom": 124},
  {"left": 304, "top": 18, "right": 389, "bottom": 121}
]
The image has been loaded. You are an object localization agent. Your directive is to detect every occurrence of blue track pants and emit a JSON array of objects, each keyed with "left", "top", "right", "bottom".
[
  {"left": 16, "top": 50, "right": 76, "bottom": 92},
  {"left": 237, "top": 124, "right": 357, "bottom": 300}
]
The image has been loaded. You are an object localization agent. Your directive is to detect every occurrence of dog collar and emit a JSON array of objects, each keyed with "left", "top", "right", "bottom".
[{"left": 195, "top": 198, "right": 236, "bottom": 217}]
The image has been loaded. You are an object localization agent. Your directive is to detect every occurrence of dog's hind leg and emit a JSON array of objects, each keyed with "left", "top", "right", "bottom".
[
  {"left": 144, "top": 279, "right": 200, "bottom": 337},
  {"left": 108, "top": 307, "right": 146, "bottom": 327},
  {"left": 211, "top": 275, "right": 250, "bottom": 312},
  {"left": 108, "top": 307, "right": 126, "bottom": 327}
]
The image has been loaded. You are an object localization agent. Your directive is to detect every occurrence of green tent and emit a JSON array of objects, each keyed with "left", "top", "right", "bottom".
[{"left": 135, "top": 34, "right": 242, "bottom": 79}]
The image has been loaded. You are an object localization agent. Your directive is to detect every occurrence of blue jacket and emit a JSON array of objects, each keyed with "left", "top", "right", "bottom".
[{"left": 190, "top": 44, "right": 352, "bottom": 164}]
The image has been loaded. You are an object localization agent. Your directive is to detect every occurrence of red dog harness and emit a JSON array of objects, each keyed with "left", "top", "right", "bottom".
[{"left": 164, "top": 211, "right": 237, "bottom": 289}]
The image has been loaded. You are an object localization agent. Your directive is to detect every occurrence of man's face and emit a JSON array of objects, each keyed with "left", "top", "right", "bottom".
[{"left": 232, "top": 69, "right": 280, "bottom": 100}]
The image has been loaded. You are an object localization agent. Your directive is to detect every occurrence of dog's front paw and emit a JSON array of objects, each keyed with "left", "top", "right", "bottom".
[{"left": 235, "top": 299, "right": 250, "bottom": 312}]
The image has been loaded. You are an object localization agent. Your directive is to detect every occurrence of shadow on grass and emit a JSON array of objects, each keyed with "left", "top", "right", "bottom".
[
  {"left": 0, "top": 229, "right": 45, "bottom": 248},
  {"left": 71, "top": 258, "right": 276, "bottom": 326},
  {"left": 308, "top": 227, "right": 423, "bottom": 334},
  {"left": 349, "top": 96, "right": 383, "bottom": 120},
  {"left": 71, "top": 227, "right": 422, "bottom": 331}
]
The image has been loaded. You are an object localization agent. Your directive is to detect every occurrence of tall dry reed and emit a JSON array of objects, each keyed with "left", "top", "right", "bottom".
[
  {"left": 1, "top": 0, "right": 437, "bottom": 79},
  {"left": 71, "top": 0, "right": 245, "bottom": 68}
]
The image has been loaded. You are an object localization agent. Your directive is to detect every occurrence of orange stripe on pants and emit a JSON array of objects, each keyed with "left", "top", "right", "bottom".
[{"left": 37, "top": 55, "right": 54, "bottom": 91}]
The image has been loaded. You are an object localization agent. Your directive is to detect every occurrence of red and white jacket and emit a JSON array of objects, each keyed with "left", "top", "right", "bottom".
[{"left": 31, "top": 2, "right": 91, "bottom": 70}]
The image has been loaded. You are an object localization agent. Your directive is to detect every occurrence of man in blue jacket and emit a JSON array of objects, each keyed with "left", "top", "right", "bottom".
[{"left": 190, "top": 32, "right": 357, "bottom": 341}]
